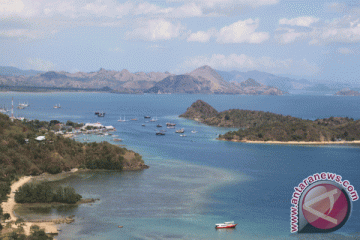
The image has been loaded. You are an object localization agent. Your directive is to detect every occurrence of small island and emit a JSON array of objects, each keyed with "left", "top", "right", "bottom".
[
  {"left": 0, "top": 113, "right": 148, "bottom": 239},
  {"left": 180, "top": 100, "right": 360, "bottom": 144},
  {"left": 335, "top": 88, "right": 360, "bottom": 96}
]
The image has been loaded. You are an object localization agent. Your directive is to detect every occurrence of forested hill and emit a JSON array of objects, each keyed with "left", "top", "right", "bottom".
[
  {"left": 180, "top": 100, "right": 360, "bottom": 142},
  {"left": 0, "top": 113, "right": 148, "bottom": 201}
]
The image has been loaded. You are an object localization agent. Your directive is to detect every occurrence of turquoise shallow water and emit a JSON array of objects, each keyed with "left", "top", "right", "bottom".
[{"left": 1, "top": 93, "right": 360, "bottom": 239}]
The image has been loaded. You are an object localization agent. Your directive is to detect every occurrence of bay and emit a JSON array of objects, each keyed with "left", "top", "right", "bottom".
[{"left": 1, "top": 92, "right": 360, "bottom": 239}]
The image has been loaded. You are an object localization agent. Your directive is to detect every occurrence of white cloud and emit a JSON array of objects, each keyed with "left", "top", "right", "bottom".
[
  {"left": 216, "top": 19, "right": 269, "bottom": 44},
  {"left": 167, "top": 0, "right": 279, "bottom": 10},
  {"left": 187, "top": 19, "right": 269, "bottom": 44},
  {"left": 337, "top": 47, "right": 353, "bottom": 54},
  {"left": 325, "top": 2, "right": 348, "bottom": 13},
  {"left": 277, "top": 15, "right": 360, "bottom": 45},
  {"left": 26, "top": 58, "right": 55, "bottom": 71},
  {"left": 180, "top": 53, "right": 319, "bottom": 76},
  {"left": 187, "top": 29, "right": 216, "bottom": 42},
  {"left": 126, "top": 19, "right": 184, "bottom": 41},
  {"left": 279, "top": 16, "right": 319, "bottom": 27}
]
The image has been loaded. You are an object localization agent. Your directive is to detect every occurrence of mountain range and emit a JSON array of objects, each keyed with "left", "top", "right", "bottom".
[
  {"left": 0, "top": 66, "right": 285, "bottom": 95},
  {"left": 0, "top": 66, "right": 357, "bottom": 94}
]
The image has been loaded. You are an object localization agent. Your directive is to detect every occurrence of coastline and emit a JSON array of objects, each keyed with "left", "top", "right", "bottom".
[
  {"left": 218, "top": 138, "right": 360, "bottom": 145},
  {"left": 1, "top": 169, "right": 81, "bottom": 236}
]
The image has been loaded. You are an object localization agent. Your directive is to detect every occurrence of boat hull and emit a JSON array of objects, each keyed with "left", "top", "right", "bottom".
[{"left": 215, "top": 224, "right": 237, "bottom": 229}]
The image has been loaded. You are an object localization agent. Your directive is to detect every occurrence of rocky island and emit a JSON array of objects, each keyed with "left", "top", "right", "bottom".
[{"left": 180, "top": 100, "right": 360, "bottom": 143}]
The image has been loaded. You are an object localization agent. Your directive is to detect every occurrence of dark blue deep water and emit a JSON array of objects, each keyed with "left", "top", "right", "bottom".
[{"left": 1, "top": 93, "right": 359, "bottom": 239}]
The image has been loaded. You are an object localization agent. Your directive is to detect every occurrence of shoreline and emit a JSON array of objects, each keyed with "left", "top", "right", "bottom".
[
  {"left": 1, "top": 169, "right": 80, "bottom": 236},
  {"left": 218, "top": 138, "right": 360, "bottom": 145}
]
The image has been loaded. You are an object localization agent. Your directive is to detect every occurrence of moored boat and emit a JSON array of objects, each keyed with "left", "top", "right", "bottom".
[
  {"left": 175, "top": 128, "right": 184, "bottom": 133},
  {"left": 215, "top": 221, "right": 237, "bottom": 229}
]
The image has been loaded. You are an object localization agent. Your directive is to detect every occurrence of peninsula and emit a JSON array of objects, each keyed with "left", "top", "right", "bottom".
[
  {"left": 0, "top": 113, "right": 148, "bottom": 238},
  {"left": 180, "top": 100, "right": 360, "bottom": 144}
]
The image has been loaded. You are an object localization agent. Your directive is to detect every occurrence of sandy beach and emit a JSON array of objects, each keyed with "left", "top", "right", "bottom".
[
  {"left": 232, "top": 139, "right": 360, "bottom": 145},
  {"left": 0, "top": 171, "right": 82, "bottom": 236}
]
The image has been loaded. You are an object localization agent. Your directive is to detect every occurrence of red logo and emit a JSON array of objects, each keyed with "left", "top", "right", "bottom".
[{"left": 302, "top": 183, "right": 349, "bottom": 230}]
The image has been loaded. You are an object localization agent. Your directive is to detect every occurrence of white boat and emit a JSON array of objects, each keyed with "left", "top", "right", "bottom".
[
  {"left": 215, "top": 221, "right": 237, "bottom": 229},
  {"left": 191, "top": 128, "right": 197, "bottom": 133},
  {"left": 54, "top": 104, "right": 61, "bottom": 108},
  {"left": 118, "top": 116, "right": 127, "bottom": 122},
  {"left": 175, "top": 128, "right": 184, "bottom": 133},
  {"left": 180, "top": 134, "right": 186, "bottom": 137}
]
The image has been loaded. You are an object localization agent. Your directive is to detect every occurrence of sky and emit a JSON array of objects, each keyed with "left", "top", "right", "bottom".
[{"left": 1, "top": 0, "right": 360, "bottom": 83}]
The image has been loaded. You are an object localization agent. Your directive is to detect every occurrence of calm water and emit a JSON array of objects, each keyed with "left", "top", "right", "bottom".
[{"left": 1, "top": 93, "right": 360, "bottom": 239}]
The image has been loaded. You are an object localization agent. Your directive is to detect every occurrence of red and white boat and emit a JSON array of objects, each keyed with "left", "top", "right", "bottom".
[{"left": 215, "top": 221, "right": 237, "bottom": 229}]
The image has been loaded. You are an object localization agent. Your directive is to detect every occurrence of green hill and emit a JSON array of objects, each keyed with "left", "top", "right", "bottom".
[
  {"left": 0, "top": 113, "right": 148, "bottom": 201},
  {"left": 180, "top": 100, "right": 360, "bottom": 142}
]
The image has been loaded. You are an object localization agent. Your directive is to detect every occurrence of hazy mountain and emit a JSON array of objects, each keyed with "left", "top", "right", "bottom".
[
  {"left": 0, "top": 66, "right": 43, "bottom": 76},
  {"left": 0, "top": 66, "right": 285, "bottom": 95},
  {"left": 0, "top": 68, "right": 172, "bottom": 92},
  {"left": 147, "top": 66, "right": 285, "bottom": 95},
  {"left": 216, "top": 69, "right": 312, "bottom": 92}
]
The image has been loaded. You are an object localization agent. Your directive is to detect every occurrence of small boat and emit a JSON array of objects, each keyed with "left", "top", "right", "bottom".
[
  {"left": 113, "top": 138, "right": 122, "bottom": 142},
  {"left": 166, "top": 122, "right": 176, "bottom": 127},
  {"left": 156, "top": 124, "right": 162, "bottom": 128},
  {"left": 98, "top": 112, "right": 105, "bottom": 117},
  {"left": 54, "top": 104, "right": 61, "bottom": 109},
  {"left": 156, "top": 132, "right": 165, "bottom": 135},
  {"left": 95, "top": 112, "right": 99, "bottom": 115},
  {"left": 118, "top": 116, "right": 126, "bottom": 122},
  {"left": 131, "top": 118, "right": 138, "bottom": 121},
  {"left": 215, "top": 221, "right": 237, "bottom": 229},
  {"left": 144, "top": 116, "right": 151, "bottom": 119},
  {"left": 191, "top": 128, "right": 197, "bottom": 133},
  {"left": 175, "top": 128, "right": 184, "bottom": 133},
  {"left": 142, "top": 124, "right": 146, "bottom": 127},
  {"left": 180, "top": 134, "right": 186, "bottom": 137}
]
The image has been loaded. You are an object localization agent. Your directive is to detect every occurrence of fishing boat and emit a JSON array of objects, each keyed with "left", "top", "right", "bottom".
[
  {"left": 156, "top": 132, "right": 165, "bottom": 135},
  {"left": 175, "top": 128, "right": 184, "bottom": 133},
  {"left": 215, "top": 221, "right": 237, "bottom": 229},
  {"left": 166, "top": 122, "right": 176, "bottom": 127},
  {"left": 144, "top": 116, "right": 151, "bottom": 119},
  {"left": 156, "top": 124, "right": 162, "bottom": 127}
]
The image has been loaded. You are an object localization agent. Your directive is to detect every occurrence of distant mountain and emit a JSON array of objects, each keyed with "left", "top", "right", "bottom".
[
  {"left": 0, "top": 66, "right": 43, "bottom": 76},
  {"left": 216, "top": 69, "right": 312, "bottom": 92},
  {"left": 0, "top": 65, "right": 285, "bottom": 95},
  {"left": 0, "top": 67, "right": 172, "bottom": 93},
  {"left": 147, "top": 66, "right": 285, "bottom": 95},
  {"left": 335, "top": 88, "right": 360, "bottom": 96}
]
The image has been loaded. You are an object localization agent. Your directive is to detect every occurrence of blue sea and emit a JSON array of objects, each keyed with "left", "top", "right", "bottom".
[{"left": 1, "top": 93, "right": 359, "bottom": 239}]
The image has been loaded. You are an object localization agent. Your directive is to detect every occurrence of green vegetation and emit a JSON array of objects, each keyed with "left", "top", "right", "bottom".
[
  {"left": 0, "top": 112, "right": 147, "bottom": 213},
  {"left": 181, "top": 100, "right": 360, "bottom": 142},
  {"left": 1, "top": 224, "right": 53, "bottom": 240},
  {"left": 15, "top": 183, "right": 81, "bottom": 204}
]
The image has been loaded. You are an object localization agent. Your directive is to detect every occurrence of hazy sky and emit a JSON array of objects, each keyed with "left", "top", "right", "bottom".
[{"left": 1, "top": 0, "right": 360, "bottom": 82}]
